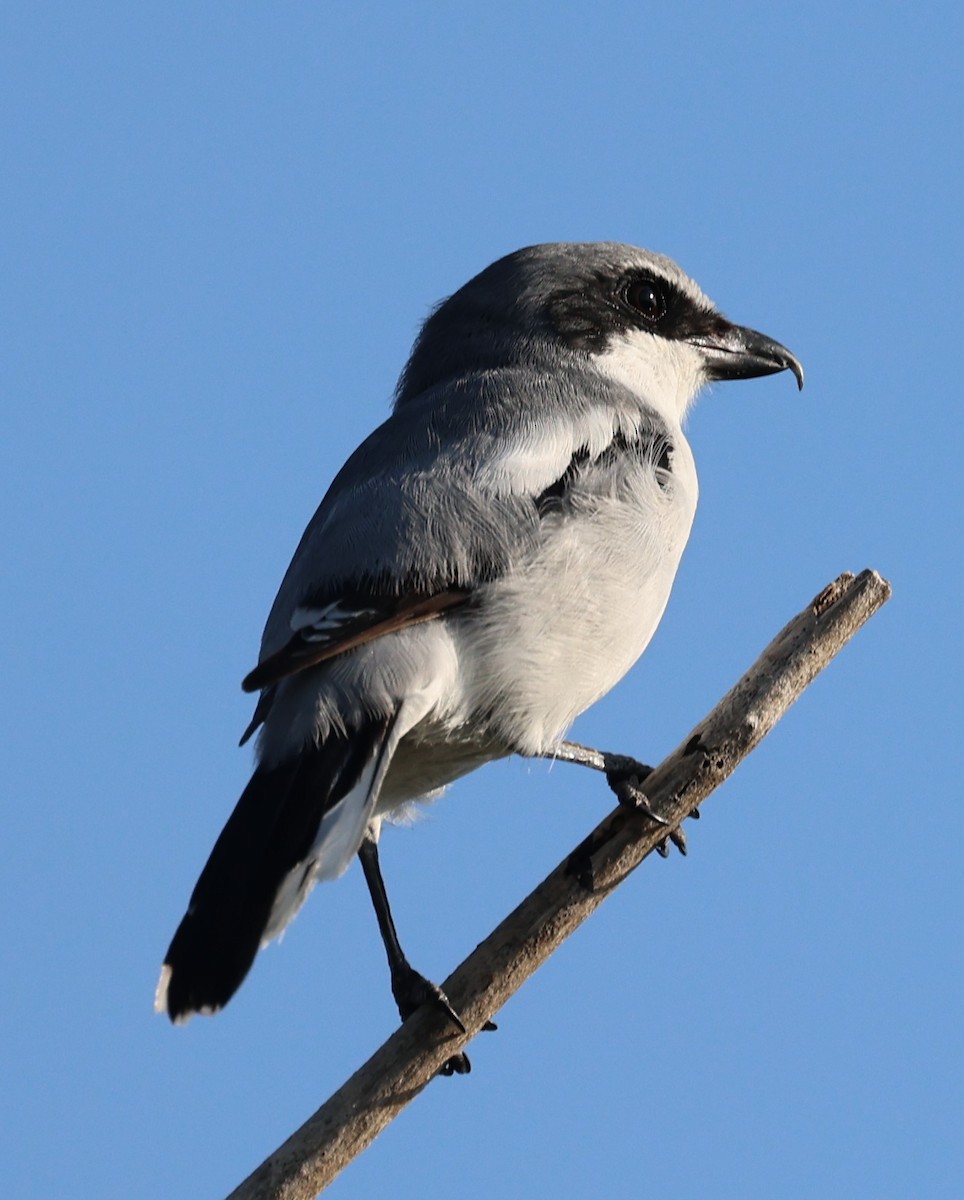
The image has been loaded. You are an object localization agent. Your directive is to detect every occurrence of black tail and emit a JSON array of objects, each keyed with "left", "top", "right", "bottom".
[{"left": 157, "top": 717, "right": 391, "bottom": 1022}]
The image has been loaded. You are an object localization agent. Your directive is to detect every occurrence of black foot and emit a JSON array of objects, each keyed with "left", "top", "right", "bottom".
[
  {"left": 605, "top": 757, "right": 701, "bottom": 858},
  {"left": 656, "top": 826, "right": 688, "bottom": 857},
  {"left": 439, "top": 1051, "right": 472, "bottom": 1076},
  {"left": 436, "top": 1019, "right": 497, "bottom": 1075},
  {"left": 391, "top": 962, "right": 485, "bottom": 1077},
  {"left": 604, "top": 757, "right": 667, "bottom": 826},
  {"left": 392, "top": 962, "right": 465, "bottom": 1031}
]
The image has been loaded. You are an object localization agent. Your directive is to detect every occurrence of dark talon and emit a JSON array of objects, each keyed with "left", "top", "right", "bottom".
[
  {"left": 656, "top": 837, "right": 670, "bottom": 858},
  {"left": 604, "top": 758, "right": 667, "bottom": 825},
  {"left": 432, "top": 990, "right": 466, "bottom": 1034},
  {"left": 669, "top": 826, "right": 687, "bottom": 855},
  {"left": 439, "top": 1019, "right": 496, "bottom": 1075},
  {"left": 436, "top": 997, "right": 466, "bottom": 1034},
  {"left": 394, "top": 968, "right": 472, "bottom": 1078},
  {"left": 607, "top": 775, "right": 669, "bottom": 825},
  {"left": 689, "top": 807, "right": 701, "bottom": 820},
  {"left": 391, "top": 964, "right": 466, "bottom": 1034}
]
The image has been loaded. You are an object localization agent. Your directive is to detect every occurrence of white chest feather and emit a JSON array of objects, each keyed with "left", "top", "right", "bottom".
[{"left": 457, "top": 428, "right": 698, "bottom": 753}]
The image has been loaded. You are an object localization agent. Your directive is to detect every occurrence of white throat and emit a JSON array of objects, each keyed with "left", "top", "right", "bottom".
[{"left": 590, "top": 327, "right": 706, "bottom": 429}]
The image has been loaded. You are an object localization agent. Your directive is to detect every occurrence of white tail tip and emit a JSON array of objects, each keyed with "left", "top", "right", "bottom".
[{"left": 154, "top": 963, "right": 172, "bottom": 1016}]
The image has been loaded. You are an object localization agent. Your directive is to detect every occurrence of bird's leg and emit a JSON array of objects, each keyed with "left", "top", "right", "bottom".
[
  {"left": 535, "top": 740, "right": 696, "bottom": 859},
  {"left": 540, "top": 740, "right": 666, "bottom": 823},
  {"left": 358, "top": 834, "right": 473, "bottom": 1076}
]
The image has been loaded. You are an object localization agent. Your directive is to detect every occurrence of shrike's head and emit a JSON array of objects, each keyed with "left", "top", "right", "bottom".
[{"left": 396, "top": 242, "right": 803, "bottom": 424}]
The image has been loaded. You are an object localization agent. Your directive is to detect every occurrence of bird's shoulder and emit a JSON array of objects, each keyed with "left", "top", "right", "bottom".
[{"left": 257, "top": 367, "right": 674, "bottom": 658}]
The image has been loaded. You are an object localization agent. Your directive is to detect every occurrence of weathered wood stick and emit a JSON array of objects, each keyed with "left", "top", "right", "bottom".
[{"left": 227, "top": 568, "right": 892, "bottom": 1200}]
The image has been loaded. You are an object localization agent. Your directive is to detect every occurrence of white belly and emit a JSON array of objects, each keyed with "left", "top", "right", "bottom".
[{"left": 454, "top": 437, "right": 698, "bottom": 753}]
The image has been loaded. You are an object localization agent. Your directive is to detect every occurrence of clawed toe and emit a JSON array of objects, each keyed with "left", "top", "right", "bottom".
[
  {"left": 438, "top": 1016, "right": 496, "bottom": 1074},
  {"left": 391, "top": 964, "right": 498, "bottom": 1077},
  {"left": 439, "top": 1052, "right": 472, "bottom": 1075},
  {"left": 605, "top": 764, "right": 668, "bottom": 826},
  {"left": 392, "top": 965, "right": 465, "bottom": 1033},
  {"left": 603, "top": 757, "right": 702, "bottom": 857}
]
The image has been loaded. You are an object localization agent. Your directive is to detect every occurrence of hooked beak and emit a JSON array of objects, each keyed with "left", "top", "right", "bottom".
[{"left": 689, "top": 320, "right": 804, "bottom": 390}]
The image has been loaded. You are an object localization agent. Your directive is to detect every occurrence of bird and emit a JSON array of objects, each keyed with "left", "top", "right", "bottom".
[{"left": 155, "top": 242, "right": 803, "bottom": 1070}]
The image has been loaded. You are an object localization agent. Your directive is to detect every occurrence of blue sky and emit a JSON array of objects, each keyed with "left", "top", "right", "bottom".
[{"left": 3, "top": 4, "right": 961, "bottom": 1197}]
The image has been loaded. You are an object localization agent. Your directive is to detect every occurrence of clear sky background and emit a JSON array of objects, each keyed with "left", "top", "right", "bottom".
[{"left": 3, "top": 4, "right": 961, "bottom": 1198}]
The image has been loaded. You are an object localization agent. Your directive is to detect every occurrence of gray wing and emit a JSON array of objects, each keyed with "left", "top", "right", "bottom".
[{"left": 245, "top": 365, "right": 666, "bottom": 699}]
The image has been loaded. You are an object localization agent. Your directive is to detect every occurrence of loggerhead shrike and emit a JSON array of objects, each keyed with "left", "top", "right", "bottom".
[{"left": 156, "top": 243, "right": 802, "bottom": 1069}]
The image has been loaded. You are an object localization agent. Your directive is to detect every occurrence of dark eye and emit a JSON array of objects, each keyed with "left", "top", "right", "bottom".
[{"left": 624, "top": 277, "right": 668, "bottom": 324}]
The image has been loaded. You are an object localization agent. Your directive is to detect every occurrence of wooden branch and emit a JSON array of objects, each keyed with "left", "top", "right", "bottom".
[{"left": 226, "top": 569, "right": 892, "bottom": 1200}]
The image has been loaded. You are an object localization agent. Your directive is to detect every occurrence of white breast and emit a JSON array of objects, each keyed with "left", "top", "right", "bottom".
[{"left": 455, "top": 430, "right": 698, "bottom": 754}]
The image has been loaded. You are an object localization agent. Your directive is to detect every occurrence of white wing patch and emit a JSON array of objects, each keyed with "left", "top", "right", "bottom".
[
  {"left": 290, "top": 601, "right": 378, "bottom": 638},
  {"left": 476, "top": 407, "right": 643, "bottom": 497}
]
